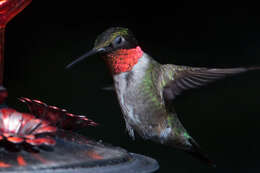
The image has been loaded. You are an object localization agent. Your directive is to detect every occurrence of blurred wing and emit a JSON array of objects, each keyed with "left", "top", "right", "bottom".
[
  {"left": 162, "top": 66, "right": 248, "bottom": 102},
  {"left": 19, "top": 97, "right": 97, "bottom": 130}
]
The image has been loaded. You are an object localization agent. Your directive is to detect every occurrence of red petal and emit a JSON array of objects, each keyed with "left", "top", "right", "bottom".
[
  {"left": 20, "top": 113, "right": 35, "bottom": 120},
  {"left": 26, "top": 138, "right": 56, "bottom": 146},
  {"left": 18, "top": 97, "right": 29, "bottom": 103},
  {"left": 32, "top": 125, "right": 56, "bottom": 134},
  {"left": 49, "top": 105, "right": 59, "bottom": 110},
  {"left": 60, "top": 114, "right": 98, "bottom": 130},
  {"left": 0, "top": 108, "right": 16, "bottom": 118},
  {"left": 0, "top": 108, "right": 15, "bottom": 131},
  {"left": 7, "top": 137, "right": 24, "bottom": 143},
  {"left": 3, "top": 132, "right": 11, "bottom": 137},
  {"left": 19, "top": 97, "right": 98, "bottom": 130},
  {"left": 8, "top": 112, "right": 23, "bottom": 134},
  {"left": 20, "top": 98, "right": 48, "bottom": 119},
  {"left": 0, "top": 161, "right": 11, "bottom": 168},
  {"left": 19, "top": 113, "right": 37, "bottom": 134},
  {"left": 0, "top": 135, "right": 3, "bottom": 140},
  {"left": 20, "top": 118, "right": 42, "bottom": 135},
  {"left": 85, "top": 151, "right": 103, "bottom": 160},
  {"left": 33, "top": 99, "right": 45, "bottom": 105},
  {"left": 25, "top": 134, "right": 35, "bottom": 139},
  {"left": 17, "top": 155, "right": 27, "bottom": 166}
]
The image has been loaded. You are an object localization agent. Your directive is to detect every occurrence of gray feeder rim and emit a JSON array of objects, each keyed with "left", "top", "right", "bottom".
[{"left": 13, "top": 153, "right": 159, "bottom": 173}]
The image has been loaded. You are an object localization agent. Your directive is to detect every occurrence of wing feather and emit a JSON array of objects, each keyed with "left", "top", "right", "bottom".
[{"left": 162, "top": 66, "right": 249, "bottom": 102}]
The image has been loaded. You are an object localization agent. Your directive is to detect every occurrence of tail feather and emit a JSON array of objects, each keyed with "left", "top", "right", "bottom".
[{"left": 186, "top": 138, "right": 216, "bottom": 167}]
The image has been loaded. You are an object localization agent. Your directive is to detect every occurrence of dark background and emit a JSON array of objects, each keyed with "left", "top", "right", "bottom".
[{"left": 3, "top": 1, "right": 260, "bottom": 173}]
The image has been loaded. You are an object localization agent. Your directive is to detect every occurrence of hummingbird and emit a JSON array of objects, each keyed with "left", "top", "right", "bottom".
[{"left": 66, "top": 27, "right": 259, "bottom": 166}]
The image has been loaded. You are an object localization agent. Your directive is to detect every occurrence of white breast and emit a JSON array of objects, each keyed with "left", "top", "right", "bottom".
[{"left": 113, "top": 53, "right": 151, "bottom": 124}]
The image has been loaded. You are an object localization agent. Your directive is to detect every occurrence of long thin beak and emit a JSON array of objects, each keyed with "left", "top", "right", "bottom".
[{"left": 65, "top": 48, "right": 100, "bottom": 69}]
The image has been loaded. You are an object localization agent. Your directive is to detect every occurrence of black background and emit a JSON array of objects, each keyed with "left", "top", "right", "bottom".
[{"left": 2, "top": 1, "right": 260, "bottom": 173}]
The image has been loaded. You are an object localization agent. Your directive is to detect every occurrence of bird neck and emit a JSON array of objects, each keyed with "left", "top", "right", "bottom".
[{"left": 103, "top": 46, "right": 143, "bottom": 74}]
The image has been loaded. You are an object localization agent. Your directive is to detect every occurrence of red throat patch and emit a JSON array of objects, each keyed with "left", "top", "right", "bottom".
[{"left": 103, "top": 46, "right": 143, "bottom": 74}]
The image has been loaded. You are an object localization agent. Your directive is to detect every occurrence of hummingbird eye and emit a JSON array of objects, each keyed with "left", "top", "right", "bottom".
[
  {"left": 114, "top": 36, "right": 123, "bottom": 45},
  {"left": 107, "top": 36, "right": 124, "bottom": 49}
]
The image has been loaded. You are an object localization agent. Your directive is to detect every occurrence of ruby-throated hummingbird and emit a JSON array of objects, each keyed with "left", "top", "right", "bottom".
[{"left": 66, "top": 27, "right": 259, "bottom": 166}]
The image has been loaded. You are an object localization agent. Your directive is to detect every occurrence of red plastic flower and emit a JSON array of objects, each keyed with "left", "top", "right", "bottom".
[
  {"left": 0, "top": 97, "right": 97, "bottom": 148},
  {"left": 0, "top": 108, "right": 56, "bottom": 146},
  {"left": 19, "top": 97, "right": 98, "bottom": 130}
]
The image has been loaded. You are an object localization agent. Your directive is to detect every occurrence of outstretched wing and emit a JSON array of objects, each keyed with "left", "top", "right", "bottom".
[
  {"left": 19, "top": 97, "right": 97, "bottom": 130},
  {"left": 161, "top": 65, "right": 255, "bottom": 103}
]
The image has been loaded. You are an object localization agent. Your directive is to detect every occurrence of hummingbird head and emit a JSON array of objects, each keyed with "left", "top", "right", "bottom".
[
  {"left": 94, "top": 27, "right": 138, "bottom": 52},
  {"left": 66, "top": 27, "right": 143, "bottom": 74}
]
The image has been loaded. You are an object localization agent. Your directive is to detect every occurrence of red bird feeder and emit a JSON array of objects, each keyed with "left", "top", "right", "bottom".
[{"left": 0, "top": 1, "right": 158, "bottom": 172}]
